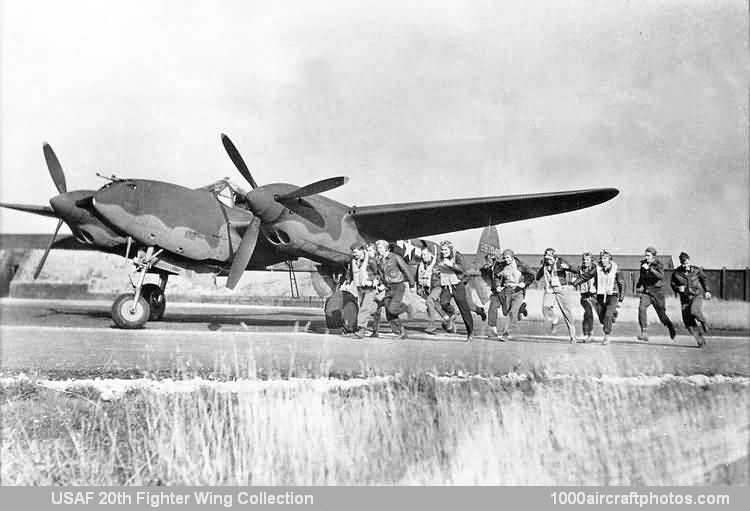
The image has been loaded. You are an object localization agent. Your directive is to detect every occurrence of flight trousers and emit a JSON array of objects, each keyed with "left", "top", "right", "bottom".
[
  {"left": 440, "top": 283, "right": 474, "bottom": 335},
  {"left": 638, "top": 291, "right": 675, "bottom": 335},
  {"left": 542, "top": 285, "right": 577, "bottom": 339},
  {"left": 488, "top": 288, "right": 524, "bottom": 334}
]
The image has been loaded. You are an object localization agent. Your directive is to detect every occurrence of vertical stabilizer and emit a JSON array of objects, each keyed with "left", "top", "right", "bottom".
[
  {"left": 471, "top": 225, "right": 501, "bottom": 307},
  {"left": 477, "top": 225, "right": 501, "bottom": 257}
]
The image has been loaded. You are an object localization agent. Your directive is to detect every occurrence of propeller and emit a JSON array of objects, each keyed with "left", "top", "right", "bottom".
[
  {"left": 33, "top": 218, "right": 64, "bottom": 279},
  {"left": 221, "top": 133, "right": 257, "bottom": 189},
  {"left": 226, "top": 217, "right": 261, "bottom": 289},
  {"left": 219, "top": 133, "right": 350, "bottom": 289},
  {"left": 31, "top": 143, "right": 73, "bottom": 278},
  {"left": 274, "top": 176, "right": 349, "bottom": 202},
  {"left": 0, "top": 203, "right": 57, "bottom": 218},
  {"left": 43, "top": 143, "right": 67, "bottom": 193}
]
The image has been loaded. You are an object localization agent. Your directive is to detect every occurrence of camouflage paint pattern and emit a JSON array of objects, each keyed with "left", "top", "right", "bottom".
[
  {"left": 242, "top": 183, "right": 365, "bottom": 265},
  {"left": 48, "top": 190, "right": 128, "bottom": 248},
  {"left": 93, "top": 180, "right": 254, "bottom": 261},
  {"left": 92, "top": 180, "right": 365, "bottom": 269}
]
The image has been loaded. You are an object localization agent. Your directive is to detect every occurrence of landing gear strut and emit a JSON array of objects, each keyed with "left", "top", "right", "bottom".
[{"left": 112, "top": 246, "right": 164, "bottom": 329}]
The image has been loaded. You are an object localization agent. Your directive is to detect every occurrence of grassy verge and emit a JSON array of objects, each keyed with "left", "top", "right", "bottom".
[{"left": 3, "top": 375, "right": 747, "bottom": 485}]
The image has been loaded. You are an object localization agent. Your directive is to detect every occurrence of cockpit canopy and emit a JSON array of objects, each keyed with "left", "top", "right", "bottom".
[{"left": 198, "top": 177, "right": 249, "bottom": 208}]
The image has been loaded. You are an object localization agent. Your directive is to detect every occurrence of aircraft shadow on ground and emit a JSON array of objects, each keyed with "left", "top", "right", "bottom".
[
  {"left": 40, "top": 307, "right": 706, "bottom": 347},
  {"left": 44, "top": 307, "right": 328, "bottom": 331}
]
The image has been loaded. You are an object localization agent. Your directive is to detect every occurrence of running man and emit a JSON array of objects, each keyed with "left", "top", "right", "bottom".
[
  {"left": 374, "top": 239, "right": 415, "bottom": 339},
  {"left": 671, "top": 252, "right": 711, "bottom": 348},
  {"left": 486, "top": 249, "right": 534, "bottom": 341},
  {"left": 636, "top": 246, "right": 676, "bottom": 342},
  {"left": 575, "top": 252, "right": 597, "bottom": 343},
  {"left": 574, "top": 250, "right": 624, "bottom": 345},
  {"left": 536, "top": 248, "right": 578, "bottom": 343},
  {"left": 437, "top": 241, "right": 487, "bottom": 342}
]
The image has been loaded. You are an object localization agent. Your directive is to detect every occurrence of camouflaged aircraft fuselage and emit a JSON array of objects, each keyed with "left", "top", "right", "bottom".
[{"left": 92, "top": 179, "right": 365, "bottom": 271}]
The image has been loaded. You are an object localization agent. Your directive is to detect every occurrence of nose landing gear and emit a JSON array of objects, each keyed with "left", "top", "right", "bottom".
[{"left": 112, "top": 246, "right": 169, "bottom": 329}]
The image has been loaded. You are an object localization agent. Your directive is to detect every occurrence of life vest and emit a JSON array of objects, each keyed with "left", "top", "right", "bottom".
[
  {"left": 417, "top": 260, "right": 434, "bottom": 287},
  {"left": 351, "top": 256, "right": 372, "bottom": 288},
  {"left": 499, "top": 260, "right": 523, "bottom": 287},
  {"left": 439, "top": 265, "right": 460, "bottom": 286},
  {"left": 542, "top": 263, "right": 562, "bottom": 291},
  {"left": 596, "top": 261, "right": 618, "bottom": 297}
]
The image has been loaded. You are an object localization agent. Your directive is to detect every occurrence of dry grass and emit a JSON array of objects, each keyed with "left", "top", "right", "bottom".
[{"left": 2, "top": 375, "right": 747, "bottom": 485}]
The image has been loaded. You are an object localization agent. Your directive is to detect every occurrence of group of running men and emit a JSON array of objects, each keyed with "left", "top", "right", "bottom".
[{"left": 345, "top": 241, "right": 711, "bottom": 347}]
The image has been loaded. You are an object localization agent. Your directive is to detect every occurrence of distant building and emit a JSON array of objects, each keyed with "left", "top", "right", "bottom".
[{"left": 513, "top": 254, "right": 674, "bottom": 271}]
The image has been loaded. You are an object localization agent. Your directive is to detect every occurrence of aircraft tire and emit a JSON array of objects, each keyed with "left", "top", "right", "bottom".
[
  {"left": 142, "top": 284, "right": 166, "bottom": 321},
  {"left": 112, "top": 293, "right": 151, "bottom": 329}
]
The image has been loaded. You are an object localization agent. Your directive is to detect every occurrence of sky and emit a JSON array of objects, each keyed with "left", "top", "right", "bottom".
[{"left": 1, "top": 0, "right": 748, "bottom": 267}]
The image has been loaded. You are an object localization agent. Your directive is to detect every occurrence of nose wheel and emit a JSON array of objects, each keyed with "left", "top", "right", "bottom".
[
  {"left": 112, "top": 294, "right": 150, "bottom": 329},
  {"left": 111, "top": 246, "right": 168, "bottom": 329}
]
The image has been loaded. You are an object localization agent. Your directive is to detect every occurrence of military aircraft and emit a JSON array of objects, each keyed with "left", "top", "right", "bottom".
[{"left": 1, "top": 135, "right": 619, "bottom": 329}]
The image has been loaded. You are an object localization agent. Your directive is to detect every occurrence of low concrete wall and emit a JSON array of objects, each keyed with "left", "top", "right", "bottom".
[
  {"left": 9, "top": 281, "right": 324, "bottom": 307},
  {"left": 10, "top": 282, "right": 91, "bottom": 300},
  {"left": 0, "top": 249, "right": 31, "bottom": 297}
]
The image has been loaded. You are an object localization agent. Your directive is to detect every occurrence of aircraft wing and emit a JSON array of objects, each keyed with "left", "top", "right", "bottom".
[
  {"left": 351, "top": 188, "right": 618, "bottom": 240},
  {"left": 0, "top": 203, "right": 58, "bottom": 218}
]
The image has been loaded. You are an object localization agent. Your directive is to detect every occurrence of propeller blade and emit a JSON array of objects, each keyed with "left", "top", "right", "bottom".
[
  {"left": 43, "top": 143, "right": 67, "bottom": 193},
  {"left": 33, "top": 218, "right": 63, "bottom": 280},
  {"left": 221, "top": 133, "right": 258, "bottom": 189},
  {"left": 274, "top": 176, "right": 349, "bottom": 202},
  {"left": 226, "top": 217, "right": 260, "bottom": 289},
  {"left": 0, "top": 202, "right": 58, "bottom": 218}
]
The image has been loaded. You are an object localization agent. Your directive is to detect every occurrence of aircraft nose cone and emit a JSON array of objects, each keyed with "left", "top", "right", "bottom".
[
  {"left": 49, "top": 191, "right": 94, "bottom": 223},
  {"left": 245, "top": 188, "right": 285, "bottom": 223},
  {"left": 49, "top": 193, "right": 76, "bottom": 218}
]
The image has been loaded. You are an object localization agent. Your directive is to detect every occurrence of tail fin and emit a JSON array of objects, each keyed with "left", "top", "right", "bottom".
[
  {"left": 470, "top": 225, "right": 501, "bottom": 307},
  {"left": 477, "top": 225, "right": 500, "bottom": 257}
]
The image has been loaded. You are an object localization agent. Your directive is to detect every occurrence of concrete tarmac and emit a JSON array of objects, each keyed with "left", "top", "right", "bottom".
[{"left": 1, "top": 299, "right": 748, "bottom": 379}]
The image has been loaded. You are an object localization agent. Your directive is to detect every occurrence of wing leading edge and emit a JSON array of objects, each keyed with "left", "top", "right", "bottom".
[{"left": 351, "top": 187, "right": 619, "bottom": 240}]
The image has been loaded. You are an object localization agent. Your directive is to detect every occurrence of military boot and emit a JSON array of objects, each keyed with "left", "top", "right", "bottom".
[
  {"left": 689, "top": 326, "right": 705, "bottom": 348},
  {"left": 667, "top": 323, "right": 677, "bottom": 340},
  {"left": 369, "top": 316, "right": 380, "bottom": 338},
  {"left": 390, "top": 319, "right": 407, "bottom": 339}
]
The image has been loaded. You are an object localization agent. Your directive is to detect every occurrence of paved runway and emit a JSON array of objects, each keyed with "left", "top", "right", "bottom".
[{"left": 2, "top": 299, "right": 748, "bottom": 379}]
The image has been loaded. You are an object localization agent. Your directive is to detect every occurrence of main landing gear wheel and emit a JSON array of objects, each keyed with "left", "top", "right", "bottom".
[
  {"left": 112, "top": 294, "right": 151, "bottom": 329},
  {"left": 141, "top": 283, "right": 166, "bottom": 321}
]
